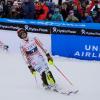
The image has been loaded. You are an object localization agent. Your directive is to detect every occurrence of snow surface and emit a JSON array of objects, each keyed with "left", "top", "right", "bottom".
[{"left": 0, "top": 30, "right": 100, "bottom": 100}]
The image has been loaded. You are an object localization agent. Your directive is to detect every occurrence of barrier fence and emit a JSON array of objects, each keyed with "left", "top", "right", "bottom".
[{"left": 0, "top": 18, "right": 100, "bottom": 60}]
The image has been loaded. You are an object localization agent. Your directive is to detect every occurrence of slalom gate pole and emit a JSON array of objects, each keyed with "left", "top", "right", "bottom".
[{"left": 52, "top": 63, "right": 73, "bottom": 86}]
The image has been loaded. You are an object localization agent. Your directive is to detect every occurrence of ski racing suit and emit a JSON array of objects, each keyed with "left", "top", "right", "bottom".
[{"left": 20, "top": 37, "right": 56, "bottom": 87}]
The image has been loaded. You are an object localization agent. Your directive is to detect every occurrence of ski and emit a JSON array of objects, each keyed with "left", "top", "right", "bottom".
[
  {"left": 71, "top": 89, "right": 79, "bottom": 94},
  {"left": 53, "top": 88, "right": 79, "bottom": 95},
  {"left": 44, "top": 85, "right": 79, "bottom": 95}
]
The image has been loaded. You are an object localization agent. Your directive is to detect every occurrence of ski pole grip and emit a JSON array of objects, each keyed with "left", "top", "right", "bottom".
[
  {"left": 48, "top": 60, "right": 54, "bottom": 65},
  {"left": 46, "top": 53, "right": 54, "bottom": 65}
]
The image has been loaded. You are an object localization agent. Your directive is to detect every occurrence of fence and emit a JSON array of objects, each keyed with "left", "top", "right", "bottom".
[{"left": 0, "top": 18, "right": 100, "bottom": 60}]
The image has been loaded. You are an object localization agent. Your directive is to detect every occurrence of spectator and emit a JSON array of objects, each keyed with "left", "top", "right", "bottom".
[
  {"left": 0, "top": 0, "right": 99, "bottom": 23},
  {"left": 35, "top": 1, "right": 49, "bottom": 20},
  {"left": 81, "top": 11, "right": 93, "bottom": 23},
  {"left": 21, "top": 0, "right": 35, "bottom": 19},
  {"left": 3, "top": 0, "right": 13, "bottom": 18},
  {"left": 45, "top": 1, "right": 55, "bottom": 20},
  {"left": 91, "top": 10, "right": 97, "bottom": 22},
  {"left": 10, "top": 0, "right": 21, "bottom": 18},
  {"left": 51, "top": 8, "right": 64, "bottom": 21},
  {"left": 74, "top": 0, "right": 96, "bottom": 16},
  {"left": 60, "top": 2, "right": 69, "bottom": 21},
  {"left": 65, "top": 10, "right": 79, "bottom": 22},
  {"left": 0, "top": 1, "right": 4, "bottom": 17},
  {"left": 95, "top": 7, "right": 100, "bottom": 22},
  {"left": 73, "top": 4, "right": 81, "bottom": 22}
]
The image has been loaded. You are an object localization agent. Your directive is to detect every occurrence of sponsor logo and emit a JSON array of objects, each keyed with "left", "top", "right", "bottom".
[
  {"left": 81, "top": 29, "right": 100, "bottom": 36},
  {"left": 52, "top": 27, "right": 77, "bottom": 34},
  {"left": 0, "top": 24, "right": 19, "bottom": 30},
  {"left": 0, "top": 23, "right": 50, "bottom": 34},
  {"left": 74, "top": 45, "right": 100, "bottom": 59},
  {"left": 24, "top": 25, "right": 49, "bottom": 33}
]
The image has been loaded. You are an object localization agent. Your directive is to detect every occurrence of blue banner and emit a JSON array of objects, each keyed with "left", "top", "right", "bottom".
[
  {"left": 52, "top": 34, "right": 100, "bottom": 61},
  {"left": 0, "top": 18, "right": 100, "bottom": 29}
]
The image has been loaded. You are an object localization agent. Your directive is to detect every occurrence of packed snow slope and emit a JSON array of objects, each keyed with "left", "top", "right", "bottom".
[{"left": 0, "top": 30, "right": 100, "bottom": 100}]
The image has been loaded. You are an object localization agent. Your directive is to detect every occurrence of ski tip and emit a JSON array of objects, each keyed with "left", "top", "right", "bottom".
[
  {"left": 66, "top": 89, "right": 79, "bottom": 95},
  {"left": 74, "top": 90, "right": 79, "bottom": 94}
]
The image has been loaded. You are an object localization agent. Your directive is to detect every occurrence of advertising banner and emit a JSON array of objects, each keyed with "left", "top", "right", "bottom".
[
  {"left": 52, "top": 34, "right": 100, "bottom": 60},
  {"left": 0, "top": 18, "right": 100, "bottom": 60},
  {"left": 0, "top": 18, "right": 50, "bottom": 34},
  {"left": 51, "top": 24, "right": 100, "bottom": 61}
]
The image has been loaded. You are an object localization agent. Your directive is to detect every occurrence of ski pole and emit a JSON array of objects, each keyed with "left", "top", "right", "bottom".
[
  {"left": 49, "top": 60, "right": 73, "bottom": 86},
  {"left": 32, "top": 73, "right": 38, "bottom": 88}
]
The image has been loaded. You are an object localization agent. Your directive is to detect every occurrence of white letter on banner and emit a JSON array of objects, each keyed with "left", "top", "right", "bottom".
[
  {"left": 85, "top": 45, "right": 91, "bottom": 51},
  {"left": 74, "top": 51, "right": 80, "bottom": 56},
  {"left": 81, "top": 52, "right": 85, "bottom": 57},
  {"left": 92, "top": 53, "right": 97, "bottom": 58},
  {"left": 85, "top": 52, "right": 91, "bottom": 57},
  {"left": 92, "top": 45, "right": 98, "bottom": 51},
  {"left": 98, "top": 53, "right": 100, "bottom": 58}
]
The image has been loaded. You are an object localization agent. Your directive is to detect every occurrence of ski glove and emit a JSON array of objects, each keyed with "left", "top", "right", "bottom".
[
  {"left": 28, "top": 65, "right": 36, "bottom": 76},
  {"left": 32, "top": 71, "right": 36, "bottom": 77},
  {"left": 46, "top": 53, "right": 53, "bottom": 65}
]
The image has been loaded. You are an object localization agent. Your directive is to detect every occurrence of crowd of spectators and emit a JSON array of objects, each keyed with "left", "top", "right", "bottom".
[{"left": 0, "top": 0, "right": 100, "bottom": 23}]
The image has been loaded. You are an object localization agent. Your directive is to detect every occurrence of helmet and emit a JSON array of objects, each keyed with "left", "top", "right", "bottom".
[{"left": 17, "top": 28, "right": 27, "bottom": 39}]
